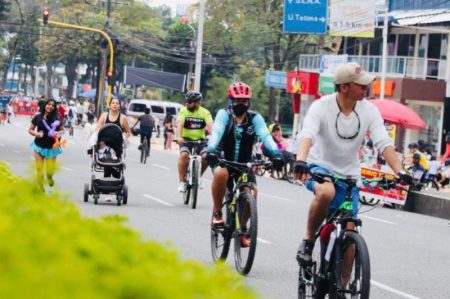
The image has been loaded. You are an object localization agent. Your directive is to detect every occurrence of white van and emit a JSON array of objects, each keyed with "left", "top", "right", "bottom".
[{"left": 127, "top": 99, "right": 183, "bottom": 129}]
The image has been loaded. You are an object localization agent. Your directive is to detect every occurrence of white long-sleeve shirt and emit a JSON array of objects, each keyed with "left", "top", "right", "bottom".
[{"left": 299, "top": 93, "right": 392, "bottom": 178}]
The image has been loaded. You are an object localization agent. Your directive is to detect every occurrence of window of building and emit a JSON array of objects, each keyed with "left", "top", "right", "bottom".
[
  {"left": 428, "top": 34, "right": 442, "bottom": 59},
  {"left": 397, "top": 34, "right": 415, "bottom": 56}
]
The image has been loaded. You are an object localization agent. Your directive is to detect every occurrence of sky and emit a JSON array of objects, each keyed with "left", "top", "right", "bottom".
[{"left": 141, "top": 0, "right": 198, "bottom": 16}]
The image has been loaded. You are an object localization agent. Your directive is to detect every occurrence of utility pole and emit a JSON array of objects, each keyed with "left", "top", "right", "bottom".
[{"left": 193, "top": 0, "right": 205, "bottom": 92}]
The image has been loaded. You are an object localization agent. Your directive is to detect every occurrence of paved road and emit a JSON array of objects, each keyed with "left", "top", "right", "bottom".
[{"left": 1, "top": 116, "right": 449, "bottom": 299}]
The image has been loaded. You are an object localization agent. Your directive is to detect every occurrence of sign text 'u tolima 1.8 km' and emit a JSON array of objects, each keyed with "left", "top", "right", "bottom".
[{"left": 283, "top": 0, "right": 328, "bottom": 34}]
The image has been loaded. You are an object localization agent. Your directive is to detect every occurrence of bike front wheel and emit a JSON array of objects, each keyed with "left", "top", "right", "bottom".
[
  {"left": 190, "top": 159, "right": 199, "bottom": 209},
  {"left": 234, "top": 191, "right": 258, "bottom": 275},
  {"left": 331, "top": 231, "right": 370, "bottom": 299}
]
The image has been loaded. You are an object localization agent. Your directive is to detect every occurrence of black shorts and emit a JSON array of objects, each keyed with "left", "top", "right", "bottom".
[{"left": 180, "top": 140, "right": 207, "bottom": 155}]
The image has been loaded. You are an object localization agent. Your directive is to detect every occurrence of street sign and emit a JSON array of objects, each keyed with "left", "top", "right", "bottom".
[
  {"left": 319, "top": 76, "right": 335, "bottom": 94},
  {"left": 283, "top": 0, "right": 328, "bottom": 34},
  {"left": 319, "top": 54, "right": 348, "bottom": 75},
  {"left": 264, "top": 70, "right": 287, "bottom": 89}
]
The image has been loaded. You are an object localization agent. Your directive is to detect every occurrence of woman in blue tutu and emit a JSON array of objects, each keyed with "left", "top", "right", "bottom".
[{"left": 28, "top": 98, "right": 64, "bottom": 190}]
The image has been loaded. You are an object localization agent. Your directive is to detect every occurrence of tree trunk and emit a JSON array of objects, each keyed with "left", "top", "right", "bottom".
[
  {"left": 23, "top": 64, "right": 28, "bottom": 95},
  {"left": 65, "top": 60, "right": 78, "bottom": 99},
  {"left": 268, "top": 87, "right": 277, "bottom": 123},
  {"left": 46, "top": 62, "right": 53, "bottom": 96}
]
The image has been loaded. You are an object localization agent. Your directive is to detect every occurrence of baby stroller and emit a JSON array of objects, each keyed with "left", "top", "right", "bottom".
[{"left": 84, "top": 123, "right": 128, "bottom": 206}]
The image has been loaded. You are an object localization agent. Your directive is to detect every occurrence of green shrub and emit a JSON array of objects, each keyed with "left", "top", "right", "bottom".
[{"left": 0, "top": 163, "right": 258, "bottom": 299}]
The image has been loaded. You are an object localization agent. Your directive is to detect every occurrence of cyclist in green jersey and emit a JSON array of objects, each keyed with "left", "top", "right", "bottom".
[{"left": 177, "top": 91, "right": 213, "bottom": 192}]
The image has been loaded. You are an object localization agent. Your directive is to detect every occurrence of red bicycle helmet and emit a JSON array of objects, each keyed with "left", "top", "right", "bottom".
[{"left": 227, "top": 82, "right": 252, "bottom": 99}]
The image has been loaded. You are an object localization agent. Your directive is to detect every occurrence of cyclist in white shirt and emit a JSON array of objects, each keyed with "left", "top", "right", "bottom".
[{"left": 292, "top": 63, "right": 412, "bottom": 269}]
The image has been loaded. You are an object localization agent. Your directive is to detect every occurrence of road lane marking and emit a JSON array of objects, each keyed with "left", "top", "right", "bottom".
[
  {"left": 257, "top": 238, "right": 272, "bottom": 244},
  {"left": 142, "top": 194, "right": 173, "bottom": 206},
  {"left": 360, "top": 215, "right": 396, "bottom": 225},
  {"left": 151, "top": 164, "right": 170, "bottom": 170},
  {"left": 259, "top": 192, "right": 292, "bottom": 201},
  {"left": 60, "top": 167, "right": 74, "bottom": 172},
  {"left": 371, "top": 280, "right": 421, "bottom": 299}
]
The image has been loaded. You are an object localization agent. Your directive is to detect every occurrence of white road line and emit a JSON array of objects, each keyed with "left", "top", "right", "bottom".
[
  {"left": 259, "top": 192, "right": 292, "bottom": 201},
  {"left": 151, "top": 164, "right": 170, "bottom": 170},
  {"left": 142, "top": 194, "right": 174, "bottom": 206},
  {"left": 371, "top": 280, "right": 421, "bottom": 299},
  {"left": 360, "top": 215, "right": 396, "bottom": 225},
  {"left": 60, "top": 167, "right": 74, "bottom": 172},
  {"left": 257, "top": 238, "right": 272, "bottom": 244}
]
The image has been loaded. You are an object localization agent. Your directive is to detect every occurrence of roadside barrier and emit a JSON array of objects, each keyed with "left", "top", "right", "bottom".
[{"left": 11, "top": 102, "right": 39, "bottom": 116}]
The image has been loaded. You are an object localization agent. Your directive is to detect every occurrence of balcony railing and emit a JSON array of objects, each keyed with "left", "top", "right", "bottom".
[{"left": 298, "top": 54, "right": 447, "bottom": 80}]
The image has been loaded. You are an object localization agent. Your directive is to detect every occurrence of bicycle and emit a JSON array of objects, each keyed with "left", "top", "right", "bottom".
[
  {"left": 297, "top": 173, "right": 398, "bottom": 299},
  {"left": 210, "top": 158, "right": 272, "bottom": 275},
  {"left": 182, "top": 140, "right": 207, "bottom": 209}
]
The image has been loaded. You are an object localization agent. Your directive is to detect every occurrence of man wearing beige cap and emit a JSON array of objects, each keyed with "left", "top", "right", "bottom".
[{"left": 292, "top": 63, "right": 411, "bottom": 288}]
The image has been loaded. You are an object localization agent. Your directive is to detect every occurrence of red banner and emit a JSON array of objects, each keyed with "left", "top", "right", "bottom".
[{"left": 286, "top": 71, "right": 320, "bottom": 97}]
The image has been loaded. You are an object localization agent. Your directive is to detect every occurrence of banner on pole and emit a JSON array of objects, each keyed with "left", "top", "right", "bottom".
[{"left": 329, "top": 0, "right": 375, "bottom": 38}]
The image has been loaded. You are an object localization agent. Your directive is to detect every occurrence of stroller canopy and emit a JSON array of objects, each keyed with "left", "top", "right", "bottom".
[{"left": 97, "top": 123, "right": 124, "bottom": 157}]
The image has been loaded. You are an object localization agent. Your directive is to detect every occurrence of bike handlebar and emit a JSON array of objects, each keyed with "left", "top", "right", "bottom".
[
  {"left": 183, "top": 139, "right": 208, "bottom": 146},
  {"left": 218, "top": 158, "right": 272, "bottom": 171}
]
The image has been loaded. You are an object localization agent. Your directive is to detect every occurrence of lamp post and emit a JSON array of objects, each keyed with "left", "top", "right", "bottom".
[{"left": 181, "top": 0, "right": 205, "bottom": 92}]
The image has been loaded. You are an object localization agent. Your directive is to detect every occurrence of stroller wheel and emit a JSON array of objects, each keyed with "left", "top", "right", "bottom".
[
  {"left": 94, "top": 195, "right": 99, "bottom": 205},
  {"left": 84, "top": 183, "right": 90, "bottom": 202},
  {"left": 116, "top": 195, "right": 122, "bottom": 206},
  {"left": 122, "top": 185, "right": 128, "bottom": 205}
]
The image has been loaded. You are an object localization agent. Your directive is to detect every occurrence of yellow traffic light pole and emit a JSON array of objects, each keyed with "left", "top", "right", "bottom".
[{"left": 43, "top": 18, "right": 115, "bottom": 107}]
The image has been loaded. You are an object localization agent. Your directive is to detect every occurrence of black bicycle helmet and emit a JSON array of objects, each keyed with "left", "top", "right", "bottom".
[{"left": 185, "top": 91, "right": 202, "bottom": 101}]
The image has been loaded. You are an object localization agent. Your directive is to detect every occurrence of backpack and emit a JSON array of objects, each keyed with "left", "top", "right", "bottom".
[{"left": 68, "top": 108, "right": 74, "bottom": 119}]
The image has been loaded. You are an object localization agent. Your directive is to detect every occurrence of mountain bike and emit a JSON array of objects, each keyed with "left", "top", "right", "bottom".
[
  {"left": 182, "top": 140, "right": 207, "bottom": 209},
  {"left": 210, "top": 158, "right": 272, "bottom": 275},
  {"left": 297, "top": 173, "right": 398, "bottom": 299}
]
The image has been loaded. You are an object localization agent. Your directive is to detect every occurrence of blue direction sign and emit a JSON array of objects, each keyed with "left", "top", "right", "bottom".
[
  {"left": 264, "top": 70, "right": 287, "bottom": 89},
  {"left": 283, "top": 0, "right": 328, "bottom": 34}
]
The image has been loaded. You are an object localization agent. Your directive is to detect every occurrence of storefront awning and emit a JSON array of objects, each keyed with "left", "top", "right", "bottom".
[{"left": 388, "top": 9, "right": 450, "bottom": 26}]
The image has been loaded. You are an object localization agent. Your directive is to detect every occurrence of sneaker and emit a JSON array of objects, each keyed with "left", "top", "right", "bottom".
[
  {"left": 177, "top": 182, "right": 186, "bottom": 192},
  {"left": 240, "top": 234, "right": 251, "bottom": 248},
  {"left": 105, "top": 195, "right": 113, "bottom": 202},
  {"left": 48, "top": 176, "right": 54, "bottom": 187},
  {"left": 138, "top": 144, "right": 142, "bottom": 150},
  {"left": 296, "top": 239, "right": 315, "bottom": 266},
  {"left": 212, "top": 211, "right": 224, "bottom": 226}
]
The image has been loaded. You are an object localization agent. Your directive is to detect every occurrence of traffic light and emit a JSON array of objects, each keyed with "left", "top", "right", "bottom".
[{"left": 43, "top": 9, "right": 49, "bottom": 25}]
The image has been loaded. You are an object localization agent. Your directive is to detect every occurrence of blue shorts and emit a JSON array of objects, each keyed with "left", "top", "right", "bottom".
[{"left": 305, "top": 164, "right": 360, "bottom": 218}]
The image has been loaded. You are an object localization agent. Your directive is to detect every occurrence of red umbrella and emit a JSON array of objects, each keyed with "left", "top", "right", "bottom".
[{"left": 368, "top": 99, "right": 426, "bottom": 130}]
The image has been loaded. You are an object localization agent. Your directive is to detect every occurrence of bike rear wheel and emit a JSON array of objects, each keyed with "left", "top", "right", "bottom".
[
  {"left": 234, "top": 192, "right": 258, "bottom": 275},
  {"left": 211, "top": 207, "right": 232, "bottom": 261},
  {"left": 191, "top": 159, "right": 199, "bottom": 209},
  {"left": 331, "top": 231, "right": 370, "bottom": 299},
  {"left": 298, "top": 237, "right": 328, "bottom": 299},
  {"left": 183, "top": 166, "right": 191, "bottom": 205}
]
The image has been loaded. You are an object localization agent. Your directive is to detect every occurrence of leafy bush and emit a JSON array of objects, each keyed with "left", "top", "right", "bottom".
[{"left": 0, "top": 163, "right": 257, "bottom": 299}]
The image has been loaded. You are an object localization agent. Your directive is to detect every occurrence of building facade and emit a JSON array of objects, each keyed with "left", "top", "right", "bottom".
[{"left": 299, "top": 1, "right": 450, "bottom": 157}]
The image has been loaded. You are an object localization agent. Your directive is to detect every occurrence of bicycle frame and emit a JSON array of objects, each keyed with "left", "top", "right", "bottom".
[{"left": 185, "top": 141, "right": 205, "bottom": 186}]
